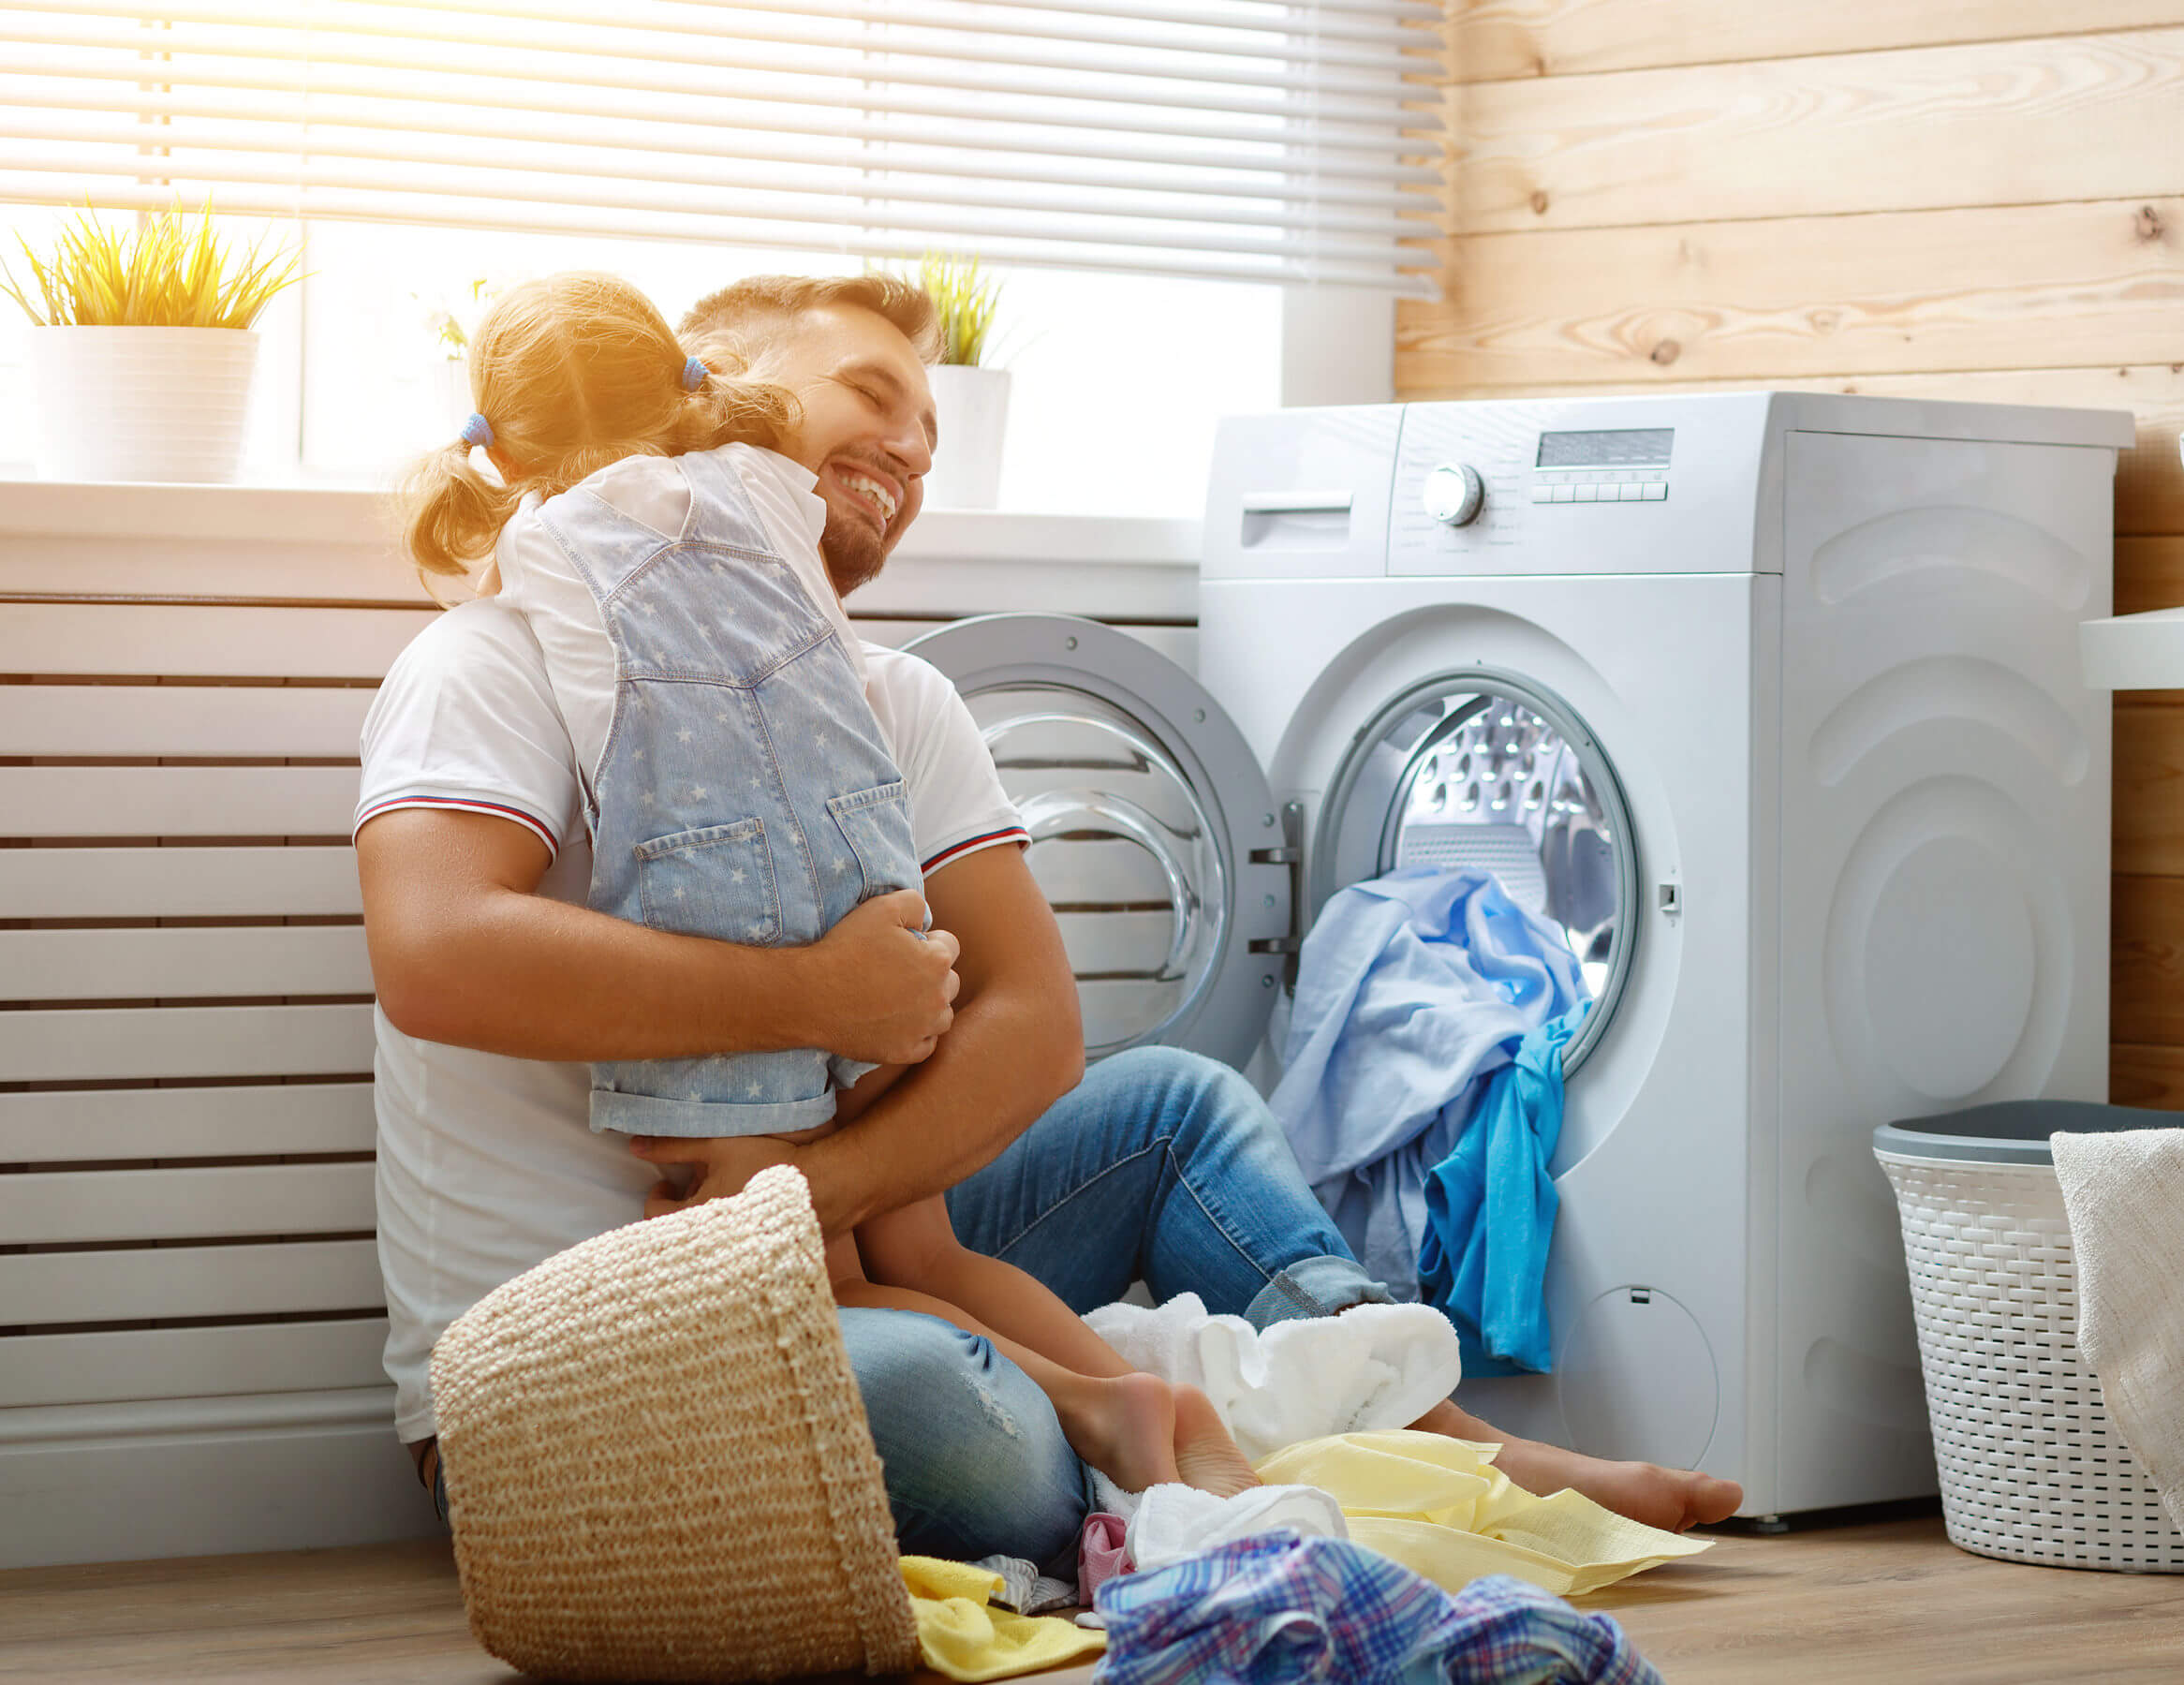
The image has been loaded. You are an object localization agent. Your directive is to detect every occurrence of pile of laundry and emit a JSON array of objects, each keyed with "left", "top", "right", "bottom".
[
  {"left": 902, "top": 1538, "right": 1660, "bottom": 1684},
  {"left": 1271, "top": 866, "right": 1595, "bottom": 1376},
  {"left": 895, "top": 1299, "right": 1704, "bottom": 1683}
]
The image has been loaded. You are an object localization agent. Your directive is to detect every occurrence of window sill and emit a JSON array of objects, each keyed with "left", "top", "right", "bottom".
[{"left": 0, "top": 478, "right": 1203, "bottom": 621}]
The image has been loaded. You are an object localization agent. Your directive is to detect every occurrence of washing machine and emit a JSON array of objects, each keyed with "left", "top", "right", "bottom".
[{"left": 907, "top": 390, "right": 2132, "bottom": 1520}]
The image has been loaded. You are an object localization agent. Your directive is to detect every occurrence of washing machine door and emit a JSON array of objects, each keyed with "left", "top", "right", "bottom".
[
  {"left": 1310, "top": 667, "right": 1642, "bottom": 1078},
  {"left": 902, "top": 613, "right": 1290, "bottom": 1070}
]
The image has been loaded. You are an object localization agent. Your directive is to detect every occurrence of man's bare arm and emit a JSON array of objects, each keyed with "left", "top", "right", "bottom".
[
  {"left": 356, "top": 806, "right": 958, "bottom": 1064},
  {"left": 630, "top": 843, "right": 1083, "bottom": 1233},
  {"left": 796, "top": 841, "right": 1084, "bottom": 1234}
]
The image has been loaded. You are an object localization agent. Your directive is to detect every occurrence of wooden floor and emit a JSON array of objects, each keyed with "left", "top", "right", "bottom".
[{"left": 3, "top": 1510, "right": 2180, "bottom": 1683}]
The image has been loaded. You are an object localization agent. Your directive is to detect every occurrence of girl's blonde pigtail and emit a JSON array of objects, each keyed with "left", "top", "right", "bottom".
[
  {"left": 400, "top": 438, "right": 524, "bottom": 588},
  {"left": 679, "top": 359, "right": 801, "bottom": 457}
]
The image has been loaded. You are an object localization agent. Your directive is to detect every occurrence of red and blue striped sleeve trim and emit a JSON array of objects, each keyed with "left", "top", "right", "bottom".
[
  {"left": 921, "top": 825, "right": 1029, "bottom": 874},
  {"left": 353, "top": 796, "right": 559, "bottom": 859}
]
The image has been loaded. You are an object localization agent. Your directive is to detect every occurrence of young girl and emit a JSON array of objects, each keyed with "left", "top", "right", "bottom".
[{"left": 398, "top": 272, "right": 1258, "bottom": 1501}]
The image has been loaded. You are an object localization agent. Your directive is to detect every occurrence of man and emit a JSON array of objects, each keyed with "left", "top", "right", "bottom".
[{"left": 357, "top": 274, "right": 1739, "bottom": 1568}]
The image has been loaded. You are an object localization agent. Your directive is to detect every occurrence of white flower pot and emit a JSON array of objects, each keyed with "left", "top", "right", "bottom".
[
  {"left": 922, "top": 363, "right": 1011, "bottom": 510},
  {"left": 28, "top": 326, "right": 261, "bottom": 483}
]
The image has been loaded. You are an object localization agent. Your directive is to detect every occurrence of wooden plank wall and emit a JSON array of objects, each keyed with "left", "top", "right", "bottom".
[{"left": 1397, "top": 1, "right": 2184, "bottom": 1108}]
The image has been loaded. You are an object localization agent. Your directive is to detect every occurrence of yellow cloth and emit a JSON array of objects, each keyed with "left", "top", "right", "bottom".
[
  {"left": 1253, "top": 1429, "right": 1712, "bottom": 1598},
  {"left": 897, "top": 1556, "right": 1106, "bottom": 1682}
]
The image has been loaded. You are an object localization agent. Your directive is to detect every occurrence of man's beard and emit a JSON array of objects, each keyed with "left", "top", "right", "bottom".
[{"left": 819, "top": 503, "right": 888, "bottom": 598}]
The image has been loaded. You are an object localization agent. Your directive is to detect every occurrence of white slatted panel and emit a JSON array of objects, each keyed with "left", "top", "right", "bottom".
[
  {"left": 0, "top": 603, "right": 436, "bottom": 677},
  {"left": 0, "top": 1240, "right": 385, "bottom": 1325},
  {"left": 1, "top": 1164, "right": 376, "bottom": 1245},
  {"left": 0, "top": 927, "right": 372, "bottom": 1001},
  {"left": 1079, "top": 977, "right": 1188, "bottom": 1048},
  {"left": 1025, "top": 835, "right": 1177, "bottom": 905},
  {"left": 0, "top": 767, "right": 362, "bottom": 837},
  {"left": 0, "top": 685, "right": 376, "bottom": 757},
  {"left": 0, "top": 1083, "right": 376, "bottom": 1162},
  {"left": 0, "top": 847, "right": 362, "bottom": 919},
  {"left": 0, "top": 1004, "right": 376, "bottom": 1084},
  {"left": 0, "top": 1321, "right": 391, "bottom": 1410},
  {"left": 0, "top": 589, "right": 396, "bottom": 1525},
  {"left": 0, "top": 535, "right": 425, "bottom": 603},
  {"left": 1053, "top": 909, "right": 1177, "bottom": 975},
  {"left": 0, "top": 576, "right": 1203, "bottom": 1568}
]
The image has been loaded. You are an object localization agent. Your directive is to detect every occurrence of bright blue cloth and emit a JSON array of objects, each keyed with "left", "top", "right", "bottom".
[
  {"left": 1091, "top": 1530, "right": 1662, "bottom": 1685},
  {"left": 1418, "top": 1008, "right": 1585, "bottom": 1377},
  {"left": 1269, "top": 868, "right": 1587, "bottom": 1300}
]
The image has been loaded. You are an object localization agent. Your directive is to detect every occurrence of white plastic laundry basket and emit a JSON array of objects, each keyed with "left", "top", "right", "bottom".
[{"left": 1875, "top": 1102, "right": 2184, "bottom": 1572}]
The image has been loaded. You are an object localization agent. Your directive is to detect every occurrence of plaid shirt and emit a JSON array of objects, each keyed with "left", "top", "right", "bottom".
[{"left": 1092, "top": 1530, "right": 1662, "bottom": 1685}]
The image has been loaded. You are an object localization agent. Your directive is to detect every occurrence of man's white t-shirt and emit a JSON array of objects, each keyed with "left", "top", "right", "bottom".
[{"left": 355, "top": 450, "right": 1026, "bottom": 1445}]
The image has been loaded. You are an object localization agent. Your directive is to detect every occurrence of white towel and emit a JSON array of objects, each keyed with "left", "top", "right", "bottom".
[
  {"left": 2051, "top": 1127, "right": 2184, "bottom": 1532},
  {"left": 1124, "top": 1482, "right": 1350, "bottom": 1574},
  {"left": 1083, "top": 1292, "right": 1463, "bottom": 1464}
]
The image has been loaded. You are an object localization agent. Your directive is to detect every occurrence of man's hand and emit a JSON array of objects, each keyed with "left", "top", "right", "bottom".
[
  {"left": 628, "top": 1134, "right": 802, "bottom": 1219},
  {"left": 791, "top": 889, "right": 961, "bottom": 1065}
]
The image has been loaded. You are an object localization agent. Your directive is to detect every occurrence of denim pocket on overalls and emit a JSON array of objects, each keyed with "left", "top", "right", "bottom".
[
  {"left": 634, "top": 817, "right": 782, "bottom": 943},
  {"left": 825, "top": 780, "right": 917, "bottom": 903}
]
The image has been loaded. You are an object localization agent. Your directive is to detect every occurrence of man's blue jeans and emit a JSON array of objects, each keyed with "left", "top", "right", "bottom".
[{"left": 845, "top": 1044, "right": 1391, "bottom": 1570}]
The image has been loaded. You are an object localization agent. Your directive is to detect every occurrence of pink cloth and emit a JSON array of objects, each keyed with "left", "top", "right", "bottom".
[{"left": 1079, "top": 1511, "right": 1132, "bottom": 1602}]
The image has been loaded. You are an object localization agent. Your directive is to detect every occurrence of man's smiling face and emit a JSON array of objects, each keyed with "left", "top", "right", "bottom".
[{"left": 767, "top": 303, "right": 938, "bottom": 599}]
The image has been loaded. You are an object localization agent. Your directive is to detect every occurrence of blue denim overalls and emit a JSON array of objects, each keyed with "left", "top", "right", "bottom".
[{"left": 537, "top": 445, "right": 919, "bottom": 1138}]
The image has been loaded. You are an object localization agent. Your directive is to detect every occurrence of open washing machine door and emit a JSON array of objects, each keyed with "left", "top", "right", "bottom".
[
  {"left": 1309, "top": 666, "right": 1643, "bottom": 1080},
  {"left": 903, "top": 613, "right": 1291, "bottom": 1071},
  {"left": 906, "top": 615, "right": 1646, "bottom": 1080}
]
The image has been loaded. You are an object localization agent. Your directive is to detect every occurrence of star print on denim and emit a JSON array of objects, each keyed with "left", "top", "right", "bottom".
[{"left": 535, "top": 443, "right": 919, "bottom": 1143}]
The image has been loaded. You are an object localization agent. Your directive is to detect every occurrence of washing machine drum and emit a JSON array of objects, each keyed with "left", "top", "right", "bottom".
[
  {"left": 1314, "top": 669, "right": 1640, "bottom": 1078},
  {"left": 904, "top": 619, "right": 1637, "bottom": 1079}
]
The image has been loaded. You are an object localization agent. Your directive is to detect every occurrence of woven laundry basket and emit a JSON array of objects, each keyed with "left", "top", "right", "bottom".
[
  {"left": 430, "top": 1165, "right": 921, "bottom": 1681},
  {"left": 1875, "top": 1101, "right": 2184, "bottom": 1573}
]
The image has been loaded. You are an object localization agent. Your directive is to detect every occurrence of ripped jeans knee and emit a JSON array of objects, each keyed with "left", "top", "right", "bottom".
[{"left": 840, "top": 1307, "right": 1089, "bottom": 1571}]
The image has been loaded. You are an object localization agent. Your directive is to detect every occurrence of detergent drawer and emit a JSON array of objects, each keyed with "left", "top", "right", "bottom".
[{"left": 1203, "top": 406, "right": 1401, "bottom": 583}]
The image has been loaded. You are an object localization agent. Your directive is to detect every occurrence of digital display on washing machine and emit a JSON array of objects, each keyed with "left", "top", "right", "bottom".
[{"left": 1536, "top": 428, "right": 1675, "bottom": 468}]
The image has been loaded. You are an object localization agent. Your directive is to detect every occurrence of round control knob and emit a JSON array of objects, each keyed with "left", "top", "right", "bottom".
[{"left": 1424, "top": 463, "right": 1485, "bottom": 526}]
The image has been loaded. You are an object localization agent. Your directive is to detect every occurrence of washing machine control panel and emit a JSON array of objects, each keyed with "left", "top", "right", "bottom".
[
  {"left": 1422, "top": 463, "right": 1485, "bottom": 525},
  {"left": 1382, "top": 399, "right": 1755, "bottom": 577}
]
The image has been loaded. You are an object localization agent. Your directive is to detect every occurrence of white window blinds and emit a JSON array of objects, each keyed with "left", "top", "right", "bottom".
[{"left": 0, "top": 1, "right": 1443, "bottom": 292}]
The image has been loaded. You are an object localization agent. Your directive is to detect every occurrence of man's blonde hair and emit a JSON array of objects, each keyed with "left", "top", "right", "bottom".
[
  {"left": 678, "top": 273, "right": 941, "bottom": 380},
  {"left": 397, "top": 271, "right": 798, "bottom": 585}
]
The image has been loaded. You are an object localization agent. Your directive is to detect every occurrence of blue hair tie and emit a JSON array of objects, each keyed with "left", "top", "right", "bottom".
[
  {"left": 460, "top": 412, "right": 494, "bottom": 450},
  {"left": 683, "top": 355, "right": 707, "bottom": 391}
]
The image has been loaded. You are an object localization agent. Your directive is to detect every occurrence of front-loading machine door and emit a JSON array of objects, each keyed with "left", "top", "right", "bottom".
[
  {"left": 906, "top": 614, "right": 1645, "bottom": 1086},
  {"left": 903, "top": 613, "right": 1291, "bottom": 1072},
  {"left": 1309, "top": 666, "right": 1642, "bottom": 1081}
]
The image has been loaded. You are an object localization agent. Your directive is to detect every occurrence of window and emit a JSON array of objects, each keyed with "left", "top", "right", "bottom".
[{"left": 2, "top": 2, "right": 1437, "bottom": 509}]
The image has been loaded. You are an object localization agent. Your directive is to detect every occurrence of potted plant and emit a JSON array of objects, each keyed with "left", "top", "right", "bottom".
[
  {"left": 3, "top": 201, "right": 303, "bottom": 483},
  {"left": 915, "top": 252, "right": 1011, "bottom": 510}
]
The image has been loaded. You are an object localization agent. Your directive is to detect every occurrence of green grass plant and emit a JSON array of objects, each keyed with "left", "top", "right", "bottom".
[
  {"left": 1, "top": 200, "right": 303, "bottom": 330},
  {"left": 917, "top": 251, "right": 1005, "bottom": 367}
]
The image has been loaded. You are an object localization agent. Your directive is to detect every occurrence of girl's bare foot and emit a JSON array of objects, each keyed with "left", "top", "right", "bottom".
[
  {"left": 1053, "top": 1370, "right": 1182, "bottom": 1495},
  {"left": 1408, "top": 1399, "right": 1742, "bottom": 1532},
  {"left": 1171, "top": 1385, "right": 1262, "bottom": 1499}
]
